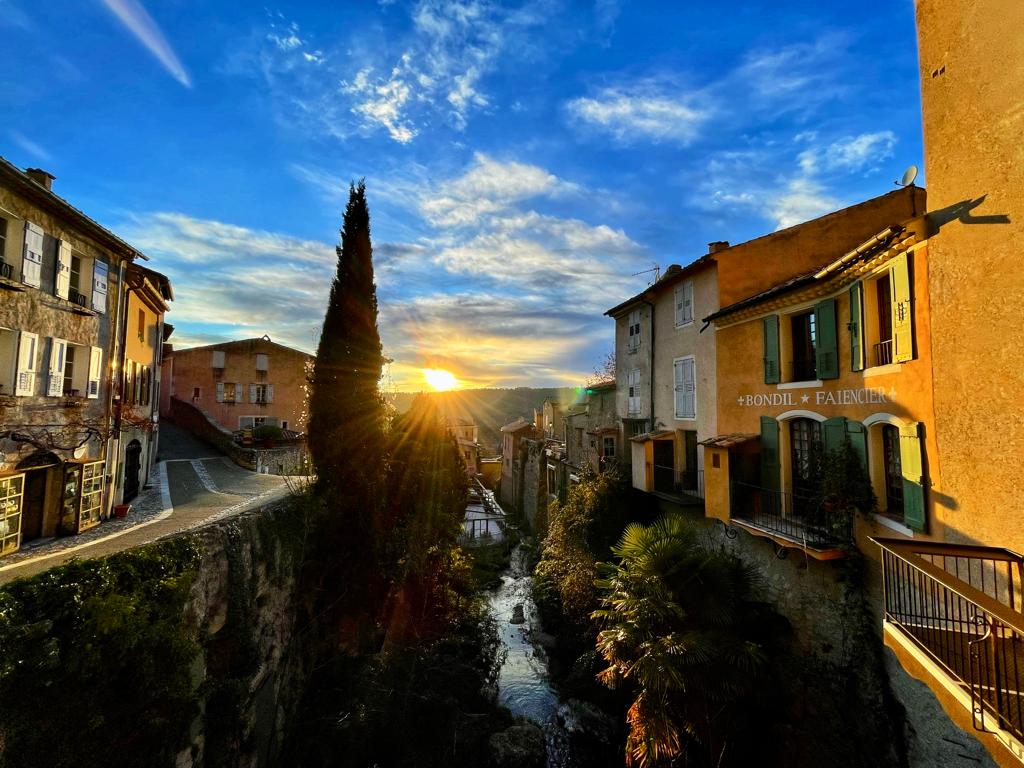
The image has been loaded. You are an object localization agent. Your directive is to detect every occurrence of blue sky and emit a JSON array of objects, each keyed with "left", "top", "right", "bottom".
[{"left": 0, "top": 0, "right": 924, "bottom": 390}]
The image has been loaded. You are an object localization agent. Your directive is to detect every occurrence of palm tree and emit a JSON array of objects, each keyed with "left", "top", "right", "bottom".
[{"left": 593, "top": 515, "right": 782, "bottom": 768}]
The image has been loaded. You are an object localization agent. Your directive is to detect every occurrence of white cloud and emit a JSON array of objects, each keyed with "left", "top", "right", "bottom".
[
  {"left": 769, "top": 178, "right": 839, "bottom": 230},
  {"left": 566, "top": 85, "right": 708, "bottom": 145},
  {"left": 100, "top": 0, "right": 191, "bottom": 87},
  {"left": 9, "top": 130, "right": 52, "bottom": 163},
  {"left": 798, "top": 131, "right": 897, "bottom": 175},
  {"left": 342, "top": 58, "right": 418, "bottom": 144}
]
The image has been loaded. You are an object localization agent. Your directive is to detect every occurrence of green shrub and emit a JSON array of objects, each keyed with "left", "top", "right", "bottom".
[{"left": 252, "top": 424, "right": 285, "bottom": 442}]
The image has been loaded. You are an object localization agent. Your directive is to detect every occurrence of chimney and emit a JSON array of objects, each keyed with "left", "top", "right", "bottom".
[
  {"left": 25, "top": 168, "right": 56, "bottom": 191},
  {"left": 708, "top": 241, "right": 730, "bottom": 254}
]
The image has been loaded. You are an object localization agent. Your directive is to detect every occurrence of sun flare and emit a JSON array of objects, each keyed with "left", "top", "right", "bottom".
[{"left": 423, "top": 368, "right": 458, "bottom": 391}]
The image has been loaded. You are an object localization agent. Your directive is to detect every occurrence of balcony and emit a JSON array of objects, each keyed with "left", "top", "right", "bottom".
[
  {"left": 729, "top": 481, "right": 853, "bottom": 558},
  {"left": 874, "top": 538, "right": 1024, "bottom": 755},
  {"left": 874, "top": 339, "right": 894, "bottom": 367}
]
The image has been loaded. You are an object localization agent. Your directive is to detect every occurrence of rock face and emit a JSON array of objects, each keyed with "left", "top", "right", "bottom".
[
  {"left": 488, "top": 723, "right": 546, "bottom": 768},
  {"left": 175, "top": 500, "right": 312, "bottom": 768}
]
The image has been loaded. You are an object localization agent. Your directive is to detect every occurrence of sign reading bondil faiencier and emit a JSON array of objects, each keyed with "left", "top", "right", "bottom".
[{"left": 735, "top": 387, "right": 896, "bottom": 407}]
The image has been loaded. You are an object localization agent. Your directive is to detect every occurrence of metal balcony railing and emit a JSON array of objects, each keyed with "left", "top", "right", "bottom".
[
  {"left": 650, "top": 464, "right": 704, "bottom": 500},
  {"left": 874, "top": 538, "right": 1024, "bottom": 743},
  {"left": 874, "top": 339, "right": 894, "bottom": 366},
  {"left": 730, "top": 481, "right": 853, "bottom": 550}
]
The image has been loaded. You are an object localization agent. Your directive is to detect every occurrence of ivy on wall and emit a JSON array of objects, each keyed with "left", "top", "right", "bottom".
[{"left": 0, "top": 537, "right": 202, "bottom": 768}]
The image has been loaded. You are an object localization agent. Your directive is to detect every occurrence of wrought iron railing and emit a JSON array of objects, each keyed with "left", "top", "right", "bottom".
[
  {"left": 730, "top": 481, "right": 853, "bottom": 549},
  {"left": 874, "top": 339, "right": 894, "bottom": 366},
  {"left": 650, "top": 464, "right": 705, "bottom": 500},
  {"left": 874, "top": 538, "right": 1024, "bottom": 742}
]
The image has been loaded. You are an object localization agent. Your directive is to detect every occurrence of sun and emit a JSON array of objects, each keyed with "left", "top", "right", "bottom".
[{"left": 423, "top": 368, "right": 458, "bottom": 392}]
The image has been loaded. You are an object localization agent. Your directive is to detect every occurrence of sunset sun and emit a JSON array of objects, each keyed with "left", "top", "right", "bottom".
[{"left": 423, "top": 368, "right": 458, "bottom": 391}]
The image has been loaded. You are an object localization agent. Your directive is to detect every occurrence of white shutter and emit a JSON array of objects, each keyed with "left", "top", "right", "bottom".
[
  {"left": 674, "top": 286, "right": 684, "bottom": 326},
  {"left": 249, "top": 383, "right": 257, "bottom": 403},
  {"left": 87, "top": 346, "right": 102, "bottom": 398},
  {"left": 47, "top": 338, "right": 67, "bottom": 396},
  {"left": 682, "top": 358, "right": 696, "bottom": 419},
  {"left": 212, "top": 350, "right": 225, "bottom": 368},
  {"left": 21, "top": 222, "right": 43, "bottom": 288},
  {"left": 674, "top": 360, "right": 685, "bottom": 417},
  {"left": 255, "top": 353, "right": 268, "bottom": 371},
  {"left": 55, "top": 240, "right": 72, "bottom": 299},
  {"left": 682, "top": 281, "right": 694, "bottom": 324},
  {"left": 15, "top": 331, "right": 38, "bottom": 396},
  {"left": 235, "top": 382, "right": 243, "bottom": 403},
  {"left": 266, "top": 384, "right": 274, "bottom": 403},
  {"left": 216, "top": 382, "right": 225, "bottom": 402},
  {"left": 91, "top": 261, "right": 108, "bottom": 313}
]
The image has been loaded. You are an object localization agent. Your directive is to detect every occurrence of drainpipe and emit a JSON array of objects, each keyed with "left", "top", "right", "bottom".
[{"left": 643, "top": 298, "right": 655, "bottom": 431}]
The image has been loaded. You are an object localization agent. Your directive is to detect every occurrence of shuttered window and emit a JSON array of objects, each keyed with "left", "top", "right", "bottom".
[
  {"left": 87, "top": 346, "right": 102, "bottom": 398},
  {"left": 255, "top": 353, "right": 269, "bottom": 371},
  {"left": 899, "top": 422, "right": 926, "bottom": 531},
  {"left": 627, "top": 310, "right": 641, "bottom": 350},
  {"left": 55, "top": 240, "right": 72, "bottom": 299},
  {"left": 673, "top": 356, "right": 696, "bottom": 420},
  {"left": 15, "top": 331, "right": 39, "bottom": 396},
  {"left": 674, "top": 281, "right": 694, "bottom": 327},
  {"left": 212, "top": 350, "right": 225, "bottom": 368},
  {"left": 627, "top": 369, "right": 641, "bottom": 415},
  {"left": 759, "top": 416, "right": 780, "bottom": 492},
  {"left": 47, "top": 338, "right": 67, "bottom": 397},
  {"left": 814, "top": 298, "right": 839, "bottom": 379},
  {"left": 21, "top": 222, "right": 43, "bottom": 288},
  {"left": 216, "top": 381, "right": 225, "bottom": 403},
  {"left": 762, "top": 315, "right": 780, "bottom": 384},
  {"left": 849, "top": 282, "right": 864, "bottom": 372},
  {"left": 91, "top": 260, "right": 108, "bottom": 313},
  {"left": 890, "top": 252, "right": 913, "bottom": 363}
]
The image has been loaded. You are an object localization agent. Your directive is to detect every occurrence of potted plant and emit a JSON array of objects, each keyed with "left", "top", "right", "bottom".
[
  {"left": 819, "top": 438, "right": 877, "bottom": 540},
  {"left": 252, "top": 424, "right": 284, "bottom": 448},
  {"left": 113, "top": 503, "right": 132, "bottom": 519}
]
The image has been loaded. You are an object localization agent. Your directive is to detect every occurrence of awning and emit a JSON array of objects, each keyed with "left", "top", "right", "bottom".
[
  {"left": 629, "top": 429, "right": 675, "bottom": 443},
  {"left": 698, "top": 433, "right": 758, "bottom": 448}
]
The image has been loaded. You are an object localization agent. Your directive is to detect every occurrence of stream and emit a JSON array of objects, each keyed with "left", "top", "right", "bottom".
[{"left": 486, "top": 543, "right": 617, "bottom": 767}]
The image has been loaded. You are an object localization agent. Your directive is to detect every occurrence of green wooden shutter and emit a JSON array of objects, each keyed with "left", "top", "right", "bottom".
[
  {"left": 899, "top": 421, "right": 926, "bottom": 531},
  {"left": 849, "top": 282, "right": 864, "bottom": 372},
  {"left": 891, "top": 252, "right": 913, "bottom": 363},
  {"left": 763, "top": 315, "right": 780, "bottom": 384},
  {"left": 845, "top": 420, "right": 868, "bottom": 472},
  {"left": 760, "top": 416, "right": 780, "bottom": 492},
  {"left": 823, "top": 416, "right": 847, "bottom": 455},
  {"left": 815, "top": 298, "right": 839, "bottom": 379}
]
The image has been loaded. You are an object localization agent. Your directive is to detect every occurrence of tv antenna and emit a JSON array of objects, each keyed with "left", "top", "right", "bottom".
[
  {"left": 895, "top": 165, "right": 918, "bottom": 187},
  {"left": 632, "top": 264, "right": 660, "bottom": 285}
]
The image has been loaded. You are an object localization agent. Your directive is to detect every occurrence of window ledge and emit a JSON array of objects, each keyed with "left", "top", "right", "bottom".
[
  {"left": 863, "top": 363, "right": 901, "bottom": 378},
  {"left": 674, "top": 415, "right": 696, "bottom": 421},
  {"left": 872, "top": 513, "right": 914, "bottom": 537},
  {"left": 674, "top": 321, "right": 694, "bottom": 330},
  {"left": 777, "top": 380, "right": 823, "bottom": 390}
]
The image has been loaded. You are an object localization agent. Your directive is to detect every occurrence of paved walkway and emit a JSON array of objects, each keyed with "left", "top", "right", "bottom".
[{"left": 0, "top": 424, "right": 296, "bottom": 585}]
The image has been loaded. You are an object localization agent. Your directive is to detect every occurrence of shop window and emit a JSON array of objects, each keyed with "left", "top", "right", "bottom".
[
  {"left": 790, "top": 418, "right": 824, "bottom": 513},
  {"left": 0, "top": 474, "right": 24, "bottom": 556}
]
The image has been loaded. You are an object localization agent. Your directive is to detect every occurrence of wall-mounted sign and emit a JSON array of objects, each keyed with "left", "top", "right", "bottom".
[{"left": 736, "top": 386, "right": 896, "bottom": 407}]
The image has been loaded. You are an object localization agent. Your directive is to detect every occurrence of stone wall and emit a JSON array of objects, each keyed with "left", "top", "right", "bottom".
[{"left": 520, "top": 438, "right": 547, "bottom": 532}]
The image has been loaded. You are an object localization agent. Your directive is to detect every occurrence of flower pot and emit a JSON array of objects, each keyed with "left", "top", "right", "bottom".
[{"left": 113, "top": 503, "right": 131, "bottom": 519}]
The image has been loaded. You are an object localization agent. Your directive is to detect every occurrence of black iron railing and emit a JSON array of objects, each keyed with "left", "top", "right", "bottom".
[
  {"left": 650, "top": 464, "right": 705, "bottom": 500},
  {"left": 874, "top": 538, "right": 1024, "bottom": 742},
  {"left": 874, "top": 339, "right": 894, "bottom": 366},
  {"left": 730, "top": 481, "right": 853, "bottom": 549}
]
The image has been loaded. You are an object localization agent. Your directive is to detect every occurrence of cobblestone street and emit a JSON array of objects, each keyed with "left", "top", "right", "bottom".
[{"left": 0, "top": 423, "right": 295, "bottom": 585}]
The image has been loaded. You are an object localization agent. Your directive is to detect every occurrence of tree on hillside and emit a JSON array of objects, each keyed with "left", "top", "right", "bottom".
[{"left": 308, "top": 180, "right": 385, "bottom": 533}]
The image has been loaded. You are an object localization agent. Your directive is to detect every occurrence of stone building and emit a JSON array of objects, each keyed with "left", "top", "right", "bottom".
[
  {"left": 498, "top": 417, "right": 539, "bottom": 514},
  {"left": 446, "top": 420, "right": 481, "bottom": 477},
  {"left": 0, "top": 159, "right": 162, "bottom": 555},
  {"left": 161, "top": 336, "right": 312, "bottom": 435}
]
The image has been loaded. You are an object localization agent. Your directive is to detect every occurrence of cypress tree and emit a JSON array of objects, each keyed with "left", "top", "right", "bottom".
[{"left": 309, "top": 180, "right": 385, "bottom": 529}]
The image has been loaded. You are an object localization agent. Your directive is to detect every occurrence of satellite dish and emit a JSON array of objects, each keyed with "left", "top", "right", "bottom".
[{"left": 896, "top": 165, "right": 919, "bottom": 187}]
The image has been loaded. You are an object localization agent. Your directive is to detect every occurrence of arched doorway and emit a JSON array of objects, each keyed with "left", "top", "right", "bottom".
[
  {"left": 124, "top": 440, "right": 143, "bottom": 502},
  {"left": 789, "top": 418, "right": 824, "bottom": 517},
  {"left": 16, "top": 450, "right": 60, "bottom": 542}
]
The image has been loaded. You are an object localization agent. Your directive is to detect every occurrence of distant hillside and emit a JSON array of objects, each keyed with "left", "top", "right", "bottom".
[{"left": 388, "top": 387, "right": 578, "bottom": 452}]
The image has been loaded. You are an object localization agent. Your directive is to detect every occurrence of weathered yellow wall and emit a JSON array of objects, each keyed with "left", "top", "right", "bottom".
[
  {"left": 916, "top": 0, "right": 1024, "bottom": 552},
  {"left": 714, "top": 188, "right": 926, "bottom": 307},
  {"left": 703, "top": 446, "right": 730, "bottom": 522}
]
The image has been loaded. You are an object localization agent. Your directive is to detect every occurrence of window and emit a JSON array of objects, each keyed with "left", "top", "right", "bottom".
[
  {"left": 250, "top": 383, "right": 273, "bottom": 404},
  {"left": 627, "top": 309, "right": 641, "bottom": 351},
  {"left": 79, "top": 462, "right": 104, "bottom": 529},
  {"left": 602, "top": 436, "right": 616, "bottom": 458},
  {"left": 673, "top": 356, "right": 696, "bottom": 420},
  {"left": 15, "top": 331, "right": 38, "bottom": 396},
  {"left": 192, "top": 387, "right": 201, "bottom": 401},
  {"left": 0, "top": 473, "right": 24, "bottom": 556},
  {"left": 852, "top": 253, "right": 914, "bottom": 371},
  {"left": 86, "top": 346, "right": 102, "bottom": 399},
  {"left": 882, "top": 425, "right": 904, "bottom": 517},
  {"left": 790, "top": 418, "right": 824, "bottom": 514},
  {"left": 46, "top": 337, "right": 67, "bottom": 397},
  {"left": 223, "top": 382, "right": 238, "bottom": 403},
  {"left": 674, "top": 280, "right": 694, "bottom": 327},
  {"left": 63, "top": 345, "right": 86, "bottom": 396},
  {"left": 91, "top": 260, "right": 108, "bottom": 313},
  {"left": 212, "top": 350, "right": 225, "bottom": 368},
  {"left": 255, "top": 353, "right": 269, "bottom": 371},
  {"left": 20, "top": 221, "right": 43, "bottom": 288},
  {"left": 137, "top": 309, "right": 145, "bottom": 342},
  {"left": 790, "top": 311, "right": 817, "bottom": 382},
  {"left": 627, "top": 368, "right": 642, "bottom": 416},
  {"left": 575, "top": 427, "right": 583, "bottom": 447},
  {"left": 281, "top": 421, "right": 288, "bottom": 430}
]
